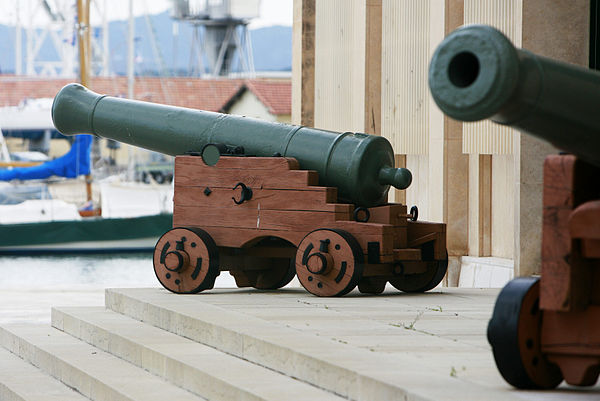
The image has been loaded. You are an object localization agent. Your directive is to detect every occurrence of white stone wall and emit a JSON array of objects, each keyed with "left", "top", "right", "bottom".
[{"left": 227, "top": 91, "right": 278, "bottom": 122}]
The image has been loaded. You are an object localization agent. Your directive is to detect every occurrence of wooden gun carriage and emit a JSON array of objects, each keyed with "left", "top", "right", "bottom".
[
  {"left": 429, "top": 24, "right": 600, "bottom": 388},
  {"left": 52, "top": 84, "right": 448, "bottom": 297},
  {"left": 160, "top": 155, "right": 446, "bottom": 296}
]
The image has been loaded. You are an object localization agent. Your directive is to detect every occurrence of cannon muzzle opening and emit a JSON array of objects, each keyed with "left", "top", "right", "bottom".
[
  {"left": 447, "top": 51, "right": 479, "bottom": 88},
  {"left": 428, "top": 24, "right": 600, "bottom": 168},
  {"left": 428, "top": 24, "right": 520, "bottom": 122}
]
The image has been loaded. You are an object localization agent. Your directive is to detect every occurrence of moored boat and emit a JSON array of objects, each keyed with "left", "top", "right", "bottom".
[{"left": 0, "top": 103, "right": 173, "bottom": 254}]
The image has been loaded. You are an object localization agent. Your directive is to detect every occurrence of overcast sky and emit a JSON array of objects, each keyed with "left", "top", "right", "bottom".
[{"left": 0, "top": 0, "right": 293, "bottom": 29}]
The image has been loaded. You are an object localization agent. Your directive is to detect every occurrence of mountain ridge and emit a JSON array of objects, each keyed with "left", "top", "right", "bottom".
[{"left": 0, "top": 11, "right": 291, "bottom": 76}]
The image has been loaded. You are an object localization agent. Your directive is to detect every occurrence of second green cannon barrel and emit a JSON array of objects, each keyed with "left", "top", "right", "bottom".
[
  {"left": 428, "top": 24, "right": 600, "bottom": 168},
  {"left": 52, "top": 83, "right": 411, "bottom": 207}
]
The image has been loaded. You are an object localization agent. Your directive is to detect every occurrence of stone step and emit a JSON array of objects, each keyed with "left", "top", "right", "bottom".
[
  {"left": 105, "top": 288, "right": 522, "bottom": 401},
  {"left": 0, "top": 347, "right": 89, "bottom": 401},
  {"left": 0, "top": 324, "right": 203, "bottom": 401},
  {"left": 52, "top": 306, "right": 344, "bottom": 401}
]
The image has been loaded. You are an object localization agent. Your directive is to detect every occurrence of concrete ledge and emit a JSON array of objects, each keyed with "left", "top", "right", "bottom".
[
  {"left": 52, "top": 306, "right": 344, "bottom": 401},
  {"left": 459, "top": 256, "right": 514, "bottom": 288},
  {"left": 0, "top": 347, "right": 88, "bottom": 401},
  {"left": 105, "top": 287, "right": 520, "bottom": 401},
  {"left": 0, "top": 324, "right": 201, "bottom": 401}
]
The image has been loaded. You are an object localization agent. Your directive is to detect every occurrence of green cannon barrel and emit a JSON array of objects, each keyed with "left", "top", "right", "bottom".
[
  {"left": 429, "top": 24, "right": 600, "bottom": 168},
  {"left": 52, "top": 83, "right": 411, "bottom": 207}
]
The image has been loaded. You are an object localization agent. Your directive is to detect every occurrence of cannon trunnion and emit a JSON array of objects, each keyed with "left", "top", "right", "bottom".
[
  {"left": 429, "top": 24, "right": 600, "bottom": 389},
  {"left": 156, "top": 155, "right": 447, "bottom": 297}
]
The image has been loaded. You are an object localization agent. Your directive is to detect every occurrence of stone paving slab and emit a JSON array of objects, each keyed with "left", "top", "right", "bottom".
[
  {"left": 52, "top": 306, "right": 345, "bottom": 401},
  {"left": 104, "top": 287, "right": 524, "bottom": 401},
  {"left": 0, "top": 324, "right": 203, "bottom": 401},
  {"left": 0, "top": 347, "right": 89, "bottom": 401},
  {"left": 2, "top": 285, "right": 598, "bottom": 401},
  {"left": 105, "top": 287, "right": 600, "bottom": 401}
]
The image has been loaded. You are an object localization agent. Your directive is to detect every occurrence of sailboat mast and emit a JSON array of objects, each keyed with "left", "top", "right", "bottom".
[
  {"left": 128, "top": 0, "right": 134, "bottom": 99},
  {"left": 77, "top": 0, "right": 91, "bottom": 87},
  {"left": 76, "top": 0, "right": 93, "bottom": 203},
  {"left": 126, "top": 0, "right": 135, "bottom": 181}
]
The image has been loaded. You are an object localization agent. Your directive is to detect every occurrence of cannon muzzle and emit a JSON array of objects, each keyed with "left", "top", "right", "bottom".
[
  {"left": 429, "top": 24, "right": 600, "bottom": 168},
  {"left": 52, "top": 83, "right": 412, "bottom": 207}
]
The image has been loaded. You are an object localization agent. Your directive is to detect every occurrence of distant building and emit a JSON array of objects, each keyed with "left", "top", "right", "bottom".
[
  {"left": 0, "top": 76, "right": 291, "bottom": 165},
  {"left": 222, "top": 80, "right": 291, "bottom": 123}
]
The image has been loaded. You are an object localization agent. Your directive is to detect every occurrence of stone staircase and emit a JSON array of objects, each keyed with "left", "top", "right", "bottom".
[{"left": 0, "top": 287, "right": 528, "bottom": 401}]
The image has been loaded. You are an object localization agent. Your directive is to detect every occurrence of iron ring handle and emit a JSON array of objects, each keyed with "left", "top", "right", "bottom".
[
  {"left": 232, "top": 182, "right": 253, "bottom": 205},
  {"left": 353, "top": 207, "right": 370, "bottom": 222},
  {"left": 409, "top": 205, "right": 418, "bottom": 221}
]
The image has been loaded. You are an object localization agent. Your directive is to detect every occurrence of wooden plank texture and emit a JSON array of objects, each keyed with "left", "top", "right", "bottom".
[
  {"left": 175, "top": 156, "right": 319, "bottom": 189},
  {"left": 407, "top": 220, "right": 447, "bottom": 259},
  {"left": 540, "top": 155, "right": 577, "bottom": 312},
  {"left": 394, "top": 248, "right": 422, "bottom": 261},
  {"left": 175, "top": 187, "right": 345, "bottom": 212},
  {"left": 368, "top": 204, "right": 407, "bottom": 226},
  {"left": 174, "top": 206, "right": 348, "bottom": 231},
  {"left": 167, "top": 225, "right": 394, "bottom": 262},
  {"left": 176, "top": 165, "right": 318, "bottom": 189},
  {"left": 177, "top": 156, "right": 301, "bottom": 170},
  {"left": 541, "top": 155, "right": 600, "bottom": 312}
]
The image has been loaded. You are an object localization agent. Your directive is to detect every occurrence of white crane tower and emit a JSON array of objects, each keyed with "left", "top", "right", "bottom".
[
  {"left": 171, "top": 0, "right": 259, "bottom": 77},
  {"left": 14, "top": 0, "right": 110, "bottom": 77}
]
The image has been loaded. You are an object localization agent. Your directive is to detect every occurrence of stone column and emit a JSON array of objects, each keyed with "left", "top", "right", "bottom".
[
  {"left": 291, "top": 0, "right": 315, "bottom": 126},
  {"left": 364, "top": 0, "right": 382, "bottom": 137},
  {"left": 443, "top": 0, "right": 469, "bottom": 285},
  {"left": 515, "top": 0, "right": 590, "bottom": 276}
]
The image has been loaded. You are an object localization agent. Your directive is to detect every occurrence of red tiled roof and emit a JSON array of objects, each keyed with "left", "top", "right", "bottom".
[
  {"left": 244, "top": 80, "right": 291, "bottom": 115},
  {"left": 0, "top": 76, "right": 290, "bottom": 115}
]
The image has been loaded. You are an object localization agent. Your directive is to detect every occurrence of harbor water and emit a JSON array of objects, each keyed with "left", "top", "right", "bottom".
[{"left": 0, "top": 252, "right": 241, "bottom": 325}]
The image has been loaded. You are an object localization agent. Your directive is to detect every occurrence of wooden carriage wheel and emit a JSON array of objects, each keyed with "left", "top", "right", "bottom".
[
  {"left": 230, "top": 258, "right": 296, "bottom": 290},
  {"left": 295, "top": 229, "right": 364, "bottom": 297},
  {"left": 253, "top": 258, "right": 296, "bottom": 289},
  {"left": 389, "top": 248, "right": 448, "bottom": 293},
  {"left": 487, "top": 277, "right": 563, "bottom": 389},
  {"left": 153, "top": 227, "right": 220, "bottom": 294}
]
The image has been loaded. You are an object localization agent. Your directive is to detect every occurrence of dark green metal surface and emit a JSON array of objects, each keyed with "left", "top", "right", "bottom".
[
  {"left": 429, "top": 24, "right": 600, "bottom": 168},
  {"left": 52, "top": 84, "right": 411, "bottom": 207}
]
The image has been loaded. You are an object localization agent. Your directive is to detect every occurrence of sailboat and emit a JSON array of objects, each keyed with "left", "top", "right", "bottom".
[
  {"left": 0, "top": 1, "right": 173, "bottom": 254},
  {"left": 0, "top": 129, "right": 172, "bottom": 254}
]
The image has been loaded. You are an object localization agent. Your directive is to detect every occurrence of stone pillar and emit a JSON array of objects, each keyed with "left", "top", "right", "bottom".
[
  {"left": 364, "top": 0, "right": 382, "bottom": 136},
  {"left": 468, "top": 155, "right": 492, "bottom": 256},
  {"left": 515, "top": 0, "right": 590, "bottom": 276},
  {"left": 427, "top": 1, "right": 445, "bottom": 224},
  {"left": 292, "top": 0, "right": 315, "bottom": 126},
  {"left": 443, "top": 0, "right": 469, "bottom": 285}
]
